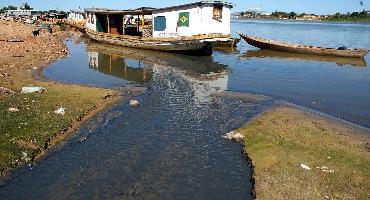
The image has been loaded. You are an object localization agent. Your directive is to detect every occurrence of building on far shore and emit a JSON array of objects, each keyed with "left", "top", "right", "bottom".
[
  {"left": 68, "top": 10, "right": 86, "bottom": 24},
  {"left": 6, "top": 9, "right": 33, "bottom": 17}
]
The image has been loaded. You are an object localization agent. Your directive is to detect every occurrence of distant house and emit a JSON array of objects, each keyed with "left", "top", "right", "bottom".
[
  {"left": 6, "top": 9, "right": 32, "bottom": 17},
  {"left": 68, "top": 10, "right": 86, "bottom": 23}
]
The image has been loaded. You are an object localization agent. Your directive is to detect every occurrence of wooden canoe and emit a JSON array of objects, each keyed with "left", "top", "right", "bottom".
[
  {"left": 242, "top": 49, "right": 367, "bottom": 67},
  {"left": 238, "top": 33, "right": 369, "bottom": 58},
  {"left": 85, "top": 29, "right": 215, "bottom": 56}
]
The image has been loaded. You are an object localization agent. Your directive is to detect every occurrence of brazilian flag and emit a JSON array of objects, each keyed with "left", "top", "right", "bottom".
[{"left": 178, "top": 12, "right": 190, "bottom": 27}]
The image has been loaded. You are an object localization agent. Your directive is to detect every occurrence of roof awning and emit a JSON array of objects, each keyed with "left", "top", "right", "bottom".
[{"left": 85, "top": 8, "right": 154, "bottom": 15}]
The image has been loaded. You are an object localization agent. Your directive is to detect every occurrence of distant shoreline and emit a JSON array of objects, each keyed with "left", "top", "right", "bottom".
[{"left": 232, "top": 17, "right": 370, "bottom": 24}]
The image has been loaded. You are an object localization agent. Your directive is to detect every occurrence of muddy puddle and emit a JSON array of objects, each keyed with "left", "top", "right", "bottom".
[{"left": 0, "top": 39, "right": 273, "bottom": 199}]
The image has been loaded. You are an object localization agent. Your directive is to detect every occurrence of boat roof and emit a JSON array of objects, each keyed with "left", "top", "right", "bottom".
[
  {"left": 85, "top": 7, "right": 154, "bottom": 15},
  {"left": 85, "top": 1, "right": 233, "bottom": 15},
  {"left": 70, "top": 10, "right": 85, "bottom": 14},
  {"left": 154, "top": 1, "right": 233, "bottom": 12}
]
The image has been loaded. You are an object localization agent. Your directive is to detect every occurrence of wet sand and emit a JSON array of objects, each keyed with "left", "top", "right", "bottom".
[
  {"left": 238, "top": 105, "right": 370, "bottom": 199},
  {"left": 0, "top": 19, "right": 121, "bottom": 176}
]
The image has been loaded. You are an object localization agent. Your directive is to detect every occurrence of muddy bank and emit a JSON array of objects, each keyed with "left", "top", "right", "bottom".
[
  {"left": 0, "top": 19, "right": 122, "bottom": 176},
  {"left": 236, "top": 105, "right": 370, "bottom": 199}
]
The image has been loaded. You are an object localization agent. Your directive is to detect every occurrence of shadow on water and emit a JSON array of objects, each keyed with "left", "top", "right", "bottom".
[
  {"left": 0, "top": 39, "right": 273, "bottom": 200},
  {"left": 241, "top": 49, "right": 368, "bottom": 67}
]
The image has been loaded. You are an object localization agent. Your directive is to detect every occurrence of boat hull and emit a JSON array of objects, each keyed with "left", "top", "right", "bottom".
[
  {"left": 239, "top": 33, "right": 369, "bottom": 58},
  {"left": 85, "top": 30, "right": 213, "bottom": 56}
]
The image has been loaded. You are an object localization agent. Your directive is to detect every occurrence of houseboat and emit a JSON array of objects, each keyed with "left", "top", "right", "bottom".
[{"left": 84, "top": 1, "right": 237, "bottom": 55}]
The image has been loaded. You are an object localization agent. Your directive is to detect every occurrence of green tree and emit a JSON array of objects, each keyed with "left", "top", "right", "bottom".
[
  {"left": 289, "top": 12, "right": 297, "bottom": 19},
  {"left": 240, "top": 11, "right": 245, "bottom": 17},
  {"left": 21, "top": 2, "right": 33, "bottom": 10},
  {"left": 0, "top": 5, "right": 17, "bottom": 13}
]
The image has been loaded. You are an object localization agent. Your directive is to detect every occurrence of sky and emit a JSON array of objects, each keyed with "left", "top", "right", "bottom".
[{"left": 1, "top": 0, "right": 369, "bottom": 15}]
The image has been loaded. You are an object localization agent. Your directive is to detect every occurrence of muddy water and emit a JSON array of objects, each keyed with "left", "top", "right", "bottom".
[{"left": 0, "top": 40, "right": 273, "bottom": 199}]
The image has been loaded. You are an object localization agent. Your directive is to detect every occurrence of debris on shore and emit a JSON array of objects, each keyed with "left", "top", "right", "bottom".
[
  {"left": 0, "top": 86, "right": 15, "bottom": 94},
  {"left": 54, "top": 107, "right": 66, "bottom": 115},
  {"left": 21, "top": 86, "right": 45, "bottom": 93},
  {"left": 300, "top": 164, "right": 311, "bottom": 170},
  {"left": 223, "top": 131, "right": 244, "bottom": 142},
  {"left": 8, "top": 108, "right": 20, "bottom": 112}
]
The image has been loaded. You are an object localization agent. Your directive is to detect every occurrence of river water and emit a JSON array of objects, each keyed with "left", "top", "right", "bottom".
[{"left": 1, "top": 20, "right": 370, "bottom": 199}]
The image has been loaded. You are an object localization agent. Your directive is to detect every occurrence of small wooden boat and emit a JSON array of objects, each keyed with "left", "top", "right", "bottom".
[
  {"left": 238, "top": 33, "right": 369, "bottom": 58},
  {"left": 86, "top": 29, "right": 214, "bottom": 56},
  {"left": 242, "top": 49, "right": 367, "bottom": 67}
]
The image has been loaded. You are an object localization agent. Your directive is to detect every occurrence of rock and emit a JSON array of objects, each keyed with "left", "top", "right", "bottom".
[
  {"left": 21, "top": 86, "right": 45, "bottom": 93},
  {"left": 300, "top": 164, "right": 311, "bottom": 170},
  {"left": 0, "top": 87, "right": 15, "bottom": 94},
  {"left": 365, "top": 143, "right": 370, "bottom": 151},
  {"left": 129, "top": 99, "right": 139, "bottom": 107},
  {"left": 54, "top": 107, "right": 65, "bottom": 115},
  {"left": 223, "top": 131, "right": 244, "bottom": 142},
  {"left": 8, "top": 108, "right": 19, "bottom": 112}
]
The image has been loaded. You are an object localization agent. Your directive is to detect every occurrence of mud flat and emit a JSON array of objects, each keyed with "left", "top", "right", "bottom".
[
  {"left": 0, "top": 19, "right": 121, "bottom": 176},
  {"left": 237, "top": 105, "right": 370, "bottom": 199}
]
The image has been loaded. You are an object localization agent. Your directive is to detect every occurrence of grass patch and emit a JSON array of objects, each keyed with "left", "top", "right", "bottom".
[
  {"left": 0, "top": 83, "right": 118, "bottom": 173},
  {"left": 239, "top": 106, "right": 370, "bottom": 199}
]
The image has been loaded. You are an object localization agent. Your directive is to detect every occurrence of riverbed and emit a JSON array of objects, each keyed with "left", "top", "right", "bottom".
[{"left": 1, "top": 19, "right": 370, "bottom": 199}]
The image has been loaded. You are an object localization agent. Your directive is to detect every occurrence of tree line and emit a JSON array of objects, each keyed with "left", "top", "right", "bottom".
[{"left": 0, "top": 2, "right": 33, "bottom": 13}]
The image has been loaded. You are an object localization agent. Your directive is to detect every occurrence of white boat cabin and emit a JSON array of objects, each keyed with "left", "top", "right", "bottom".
[{"left": 85, "top": 1, "right": 233, "bottom": 38}]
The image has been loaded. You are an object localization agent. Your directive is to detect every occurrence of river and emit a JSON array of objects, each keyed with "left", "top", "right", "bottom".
[{"left": 0, "top": 19, "right": 369, "bottom": 199}]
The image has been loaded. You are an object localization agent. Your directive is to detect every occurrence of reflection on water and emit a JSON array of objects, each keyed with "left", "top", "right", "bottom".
[
  {"left": 88, "top": 50, "right": 152, "bottom": 83},
  {"left": 242, "top": 49, "right": 368, "bottom": 67},
  {"left": 87, "top": 41, "right": 230, "bottom": 104}
]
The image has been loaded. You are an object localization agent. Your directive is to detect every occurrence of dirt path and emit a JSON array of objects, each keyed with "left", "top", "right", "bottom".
[{"left": 0, "top": 19, "right": 121, "bottom": 176}]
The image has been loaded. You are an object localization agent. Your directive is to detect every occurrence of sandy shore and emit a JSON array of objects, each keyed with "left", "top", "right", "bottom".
[
  {"left": 0, "top": 19, "right": 122, "bottom": 176},
  {"left": 237, "top": 105, "right": 370, "bottom": 199}
]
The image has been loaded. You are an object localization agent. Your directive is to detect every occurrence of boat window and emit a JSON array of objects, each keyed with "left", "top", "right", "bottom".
[
  {"left": 213, "top": 4, "right": 223, "bottom": 20},
  {"left": 154, "top": 16, "right": 166, "bottom": 31}
]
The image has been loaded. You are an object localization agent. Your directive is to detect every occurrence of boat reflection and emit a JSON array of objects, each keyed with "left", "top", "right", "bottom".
[
  {"left": 242, "top": 49, "right": 367, "bottom": 67},
  {"left": 88, "top": 50, "right": 153, "bottom": 83},
  {"left": 87, "top": 41, "right": 230, "bottom": 103}
]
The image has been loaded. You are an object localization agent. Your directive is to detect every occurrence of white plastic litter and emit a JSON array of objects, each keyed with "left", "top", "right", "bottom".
[
  {"left": 21, "top": 151, "right": 31, "bottom": 162},
  {"left": 21, "top": 86, "right": 45, "bottom": 93},
  {"left": 54, "top": 107, "right": 65, "bottom": 115},
  {"left": 223, "top": 131, "right": 244, "bottom": 142},
  {"left": 300, "top": 164, "right": 311, "bottom": 170},
  {"left": 8, "top": 108, "right": 19, "bottom": 112}
]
